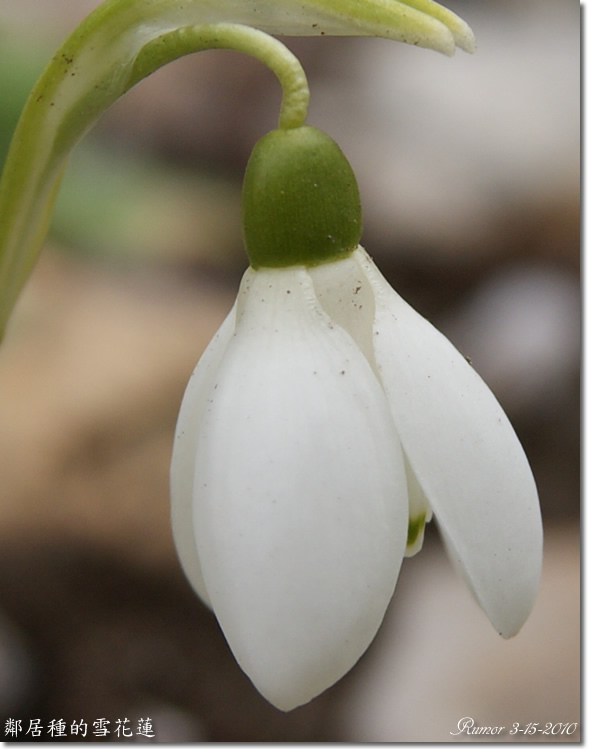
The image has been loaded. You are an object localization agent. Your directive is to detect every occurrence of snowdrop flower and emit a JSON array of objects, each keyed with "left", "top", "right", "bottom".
[{"left": 171, "top": 126, "right": 542, "bottom": 711}]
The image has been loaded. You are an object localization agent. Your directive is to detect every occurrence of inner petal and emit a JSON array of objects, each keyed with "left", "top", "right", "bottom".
[
  {"left": 403, "top": 453, "right": 433, "bottom": 558},
  {"left": 309, "top": 253, "right": 378, "bottom": 373}
]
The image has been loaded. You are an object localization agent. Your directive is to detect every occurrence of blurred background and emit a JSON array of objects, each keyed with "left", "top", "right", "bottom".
[{"left": 0, "top": 0, "right": 580, "bottom": 741}]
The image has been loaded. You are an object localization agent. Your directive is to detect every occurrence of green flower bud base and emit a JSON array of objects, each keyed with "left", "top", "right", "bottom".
[{"left": 242, "top": 126, "right": 362, "bottom": 268}]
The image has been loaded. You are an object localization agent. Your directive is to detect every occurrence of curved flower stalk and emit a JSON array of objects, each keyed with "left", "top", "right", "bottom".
[
  {"left": 171, "top": 126, "right": 543, "bottom": 710},
  {"left": 0, "top": 0, "right": 474, "bottom": 340}
]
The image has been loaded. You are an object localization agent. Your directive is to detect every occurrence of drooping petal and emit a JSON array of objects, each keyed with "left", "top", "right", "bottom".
[
  {"left": 170, "top": 305, "right": 237, "bottom": 607},
  {"left": 193, "top": 265, "right": 408, "bottom": 710},
  {"left": 354, "top": 247, "right": 542, "bottom": 638}
]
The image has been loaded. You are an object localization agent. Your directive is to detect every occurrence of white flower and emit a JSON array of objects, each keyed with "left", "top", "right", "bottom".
[{"left": 170, "top": 246, "right": 542, "bottom": 711}]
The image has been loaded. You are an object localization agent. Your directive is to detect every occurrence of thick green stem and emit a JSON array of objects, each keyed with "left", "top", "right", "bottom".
[
  {"left": 0, "top": 0, "right": 473, "bottom": 340},
  {"left": 0, "top": 20, "right": 307, "bottom": 341}
]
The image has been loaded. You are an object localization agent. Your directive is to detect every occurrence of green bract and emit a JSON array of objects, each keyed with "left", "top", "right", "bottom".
[{"left": 242, "top": 126, "right": 362, "bottom": 268}]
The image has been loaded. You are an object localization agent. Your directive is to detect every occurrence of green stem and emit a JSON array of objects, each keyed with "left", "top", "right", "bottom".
[
  {"left": 0, "top": 19, "right": 307, "bottom": 341},
  {"left": 0, "top": 0, "right": 474, "bottom": 341},
  {"left": 129, "top": 25, "right": 309, "bottom": 130}
]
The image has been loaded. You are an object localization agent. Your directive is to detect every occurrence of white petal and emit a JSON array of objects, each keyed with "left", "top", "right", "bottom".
[
  {"left": 355, "top": 247, "right": 542, "bottom": 638},
  {"left": 310, "top": 257, "right": 432, "bottom": 558},
  {"left": 170, "top": 305, "right": 237, "bottom": 607},
  {"left": 193, "top": 266, "right": 408, "bottom": 710},
  {"left": 308, "top": 254, "right": 378, "bottom": 371}
]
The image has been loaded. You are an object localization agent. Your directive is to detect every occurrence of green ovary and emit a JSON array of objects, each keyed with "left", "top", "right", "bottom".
[{"left": 241, "top": 125, "right": 362, "bottom": 269}]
